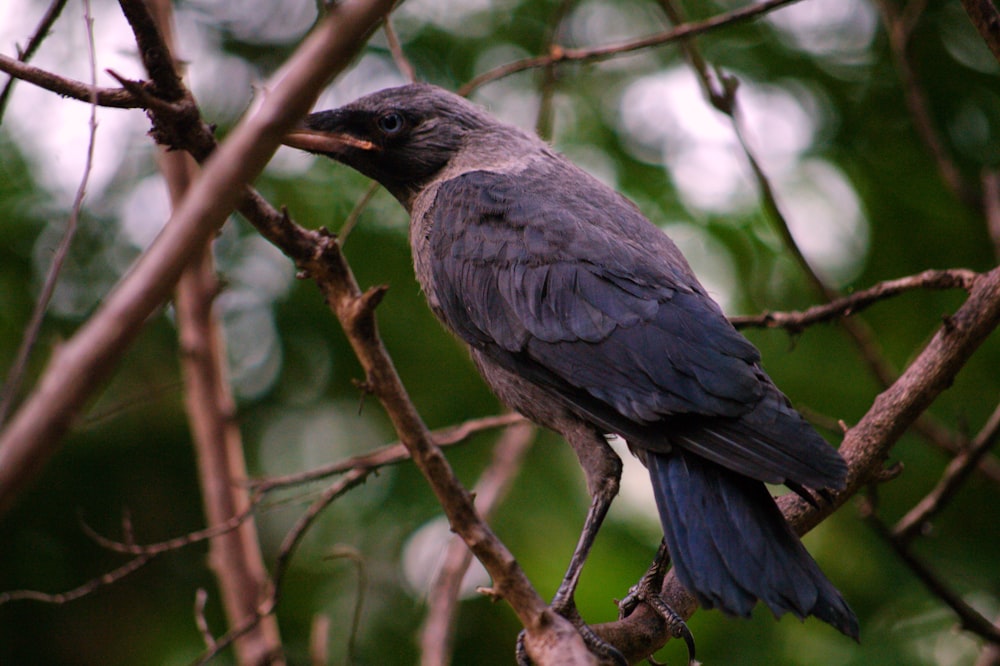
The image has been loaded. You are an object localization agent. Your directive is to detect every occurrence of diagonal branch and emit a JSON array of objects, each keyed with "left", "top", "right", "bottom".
[
  {"left": 0, "top": 0, "right": 398, "bottom": 516},
  {"left": 134, "top": 0, "right": 284, "bottom": 662},
  {"left": 866, "top": 507, "right": 1000, "bottom": 644},
  {"left": 892, "top": 401, "right": 1000, "bottom": 542},
  {"left": 961, "top": 0, "right": 1000, "bottom": 64},
  {"left": 594, "top": 266, "right": 1000, "bottom": 662},
  {"left": 0, "top": 0, "right": 69, "bottom": 123},
  {"left": 0, "top": 0, "right": 100, "bottom": 427},
  {"left": 289, "top": 226, "right": 593, "bottom": 664},
  {"left": 420, "top": 422, "right": 536, "bottom": 666}
]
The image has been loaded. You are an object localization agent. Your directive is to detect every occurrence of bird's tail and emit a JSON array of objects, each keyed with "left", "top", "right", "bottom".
[{"left": 647, "top": 449, "right": 859, "bottom": 639}]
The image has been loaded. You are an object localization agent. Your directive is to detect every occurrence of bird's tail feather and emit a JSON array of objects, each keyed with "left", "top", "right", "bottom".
[{"left": 647, "top": 449, "right": 859, "bottom": 639}]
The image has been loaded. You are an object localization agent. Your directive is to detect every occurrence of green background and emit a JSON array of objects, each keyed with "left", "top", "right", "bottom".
[{"left": 1, "top": 0, "right": 998, "bottom": 664}]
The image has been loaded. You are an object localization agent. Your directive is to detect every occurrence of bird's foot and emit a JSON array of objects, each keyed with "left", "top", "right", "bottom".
[
  {"left": 617, "top": 545, "right": 696, "bottom": 666},
  {"left": 515, "top": 600, "right": 627, "bottom": 666}
]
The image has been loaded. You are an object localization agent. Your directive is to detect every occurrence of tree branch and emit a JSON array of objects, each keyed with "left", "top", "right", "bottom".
[
  {"left": 0, "top": 52, "right": 139, "bottom": 108},
  {"left": 458, "top": 0, "right": 806, "bottom": 95},
  {"left": 0, "top": 552, "right": 156, "bottom": 607},
  {"left": 0, "top": 0, "right": 398, "bottom": 516},
  {"left": 420, "top": 422, "right": 536, "bottom": 666},
  {"left": 892, "top": 400, "right": 1000, "bottom": 542},
  {"left": 877, "top": 0, "right": 975, "bottom": 207},
  {"left": 865, "top": 506, "right": 1000, "bottom": 644},
  {"left": 135, "top": 0, "right": 284, "bottom": 661},
  {"left": 961, "top": 0, "right": 1000, "bottom": 64},
  {"left": 594, "top": 266, "right": 1000, "bottom": 663},
  {"left": 0, "top": 0, "right": 69, "bottom": 123},
  {"left": 383, "top": 17, "right": 416, "bottom": 84},
  {"left": 0, "top": 0, "right": 99, "bottom": 428},
  {"left": 253, "top": 412, "right": 527, "bottom": 492},
  {"left": 288, "top": 224, "right": 593, "bottom": 664},
  {"left": 730, "top": 268, "right": 979, "bottom": 331}
]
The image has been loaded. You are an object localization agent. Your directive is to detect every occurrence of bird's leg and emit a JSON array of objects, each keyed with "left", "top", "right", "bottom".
[
  {"left": 552, "top": 425, "right": 623, "bottom": 612},
  {"left": 550, "top": 481, "right": 617, "bottom": 613},
  {"left": 517, "top": 486, "right": 626, "bottom": 665},
  {"left": 517, "top": 426, "right": 627, "bottom": 665},
  {"left": 618, "top": 540, "right": 696, "bottom": 665}
]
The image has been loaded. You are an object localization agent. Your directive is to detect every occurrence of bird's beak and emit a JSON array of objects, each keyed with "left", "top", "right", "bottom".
[{"left": 281, "top": 127, "right": 376, "bottom": 154}]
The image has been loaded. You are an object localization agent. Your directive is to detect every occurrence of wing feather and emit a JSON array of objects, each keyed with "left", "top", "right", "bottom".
[{"left": 427, "top": 167, "right": 841, "bottom": 488}]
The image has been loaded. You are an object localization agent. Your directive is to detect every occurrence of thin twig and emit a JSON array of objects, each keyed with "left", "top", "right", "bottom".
[
  {"left": 533, "top": 0, "right": 575, "bottom": 140},
  {"left": 193, "top": 466, "right": 373, "bottom": 665},
  {"left": 78, "top": 380, "right": 184, "bottom": 428},
  {"left": 458, "top": 0, "right": 805, "bottom": 95},
  {"left": 893, "top": 401, "right": 1000, "bottom": 542},
  {"left": 253, "top": 412, "right": 527, "bottom": 491},
  {"left": 730, "top": 269, "right": 979, "bottom": 331},
  {"left": 325, "top": 546, "right": 368, "bottom": 665},
  {"left": 79, "top": 496, "right": 261, "bottom": 556},
  {"left": 0, "top": 0, "right": 69, "bottom": 123},
  {"left": 0, "top": 0, "right": 100, "bottom": 427},
  {"left": 0, "top": 553, "right": 155, "bottom": 607},
  {"left": 383, "top": 17, "right": 416, "bottom": 83},
  {"left": 864, "top": 502, "right": 1000, "bottom": 644},
  {"left": 194, "top": 588, "right": 217, "bottom": 649},
  {"left": 876, "top": 0, "right": 974, "bottom": 206},
  {"left": 420, "top": 422, "right": 536, "bottom": 666},
  {"left": 339, "top": 181, "right": 380, "bottom": 242},
  {"left": 0, "top": 52, "right": 139, "bottom": 108}
]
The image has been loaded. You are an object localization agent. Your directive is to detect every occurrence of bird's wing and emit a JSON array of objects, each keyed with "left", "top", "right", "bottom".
[
  {"left": 427, "top": 168, "right": 844, "bottom": 489},
  {"left": 427, "top": 168, "right": 763, "bottom": 422}
]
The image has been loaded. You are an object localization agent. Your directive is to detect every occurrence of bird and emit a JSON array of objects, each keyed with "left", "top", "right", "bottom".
[{"left": 282, "top": 82, "right": 859, "bottom": 663}]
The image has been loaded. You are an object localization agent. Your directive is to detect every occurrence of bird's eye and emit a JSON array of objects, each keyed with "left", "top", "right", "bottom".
[{"left": 376, "top": 111, "right": 405, "bottom": 135}]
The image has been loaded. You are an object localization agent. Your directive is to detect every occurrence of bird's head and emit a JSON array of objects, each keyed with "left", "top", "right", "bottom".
[{"left": 283, "top": 83, "right": 502, "bottom": 207}]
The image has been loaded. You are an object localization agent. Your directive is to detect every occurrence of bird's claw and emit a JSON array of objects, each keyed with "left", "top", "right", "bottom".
[
  {"left": 515, "top": 603, "right": 628, "bottom": 666},
  {"left": 617, "top": 580, "right": 696, "bottom": 666},
  {"left": 515, "top": 630, "right": 530, "bottom": 666}
]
